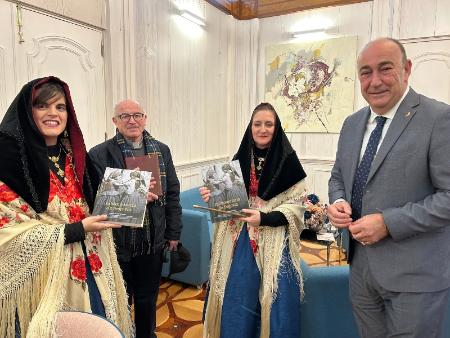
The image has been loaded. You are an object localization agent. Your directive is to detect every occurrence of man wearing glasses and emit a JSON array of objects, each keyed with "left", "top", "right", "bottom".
[{"left": 89, "top": 100, "right": 182, "bottom": 338}]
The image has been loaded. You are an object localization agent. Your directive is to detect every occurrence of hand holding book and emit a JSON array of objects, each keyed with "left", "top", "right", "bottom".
[
  {"left": 147, "top": 177, "right": 159, "bottom": 202},
  {"left": 82, "top": 214, "right": 122, "bottom": 232},
  {"left": 199, "top": 186, "right": 211, "bottom": 203},
  {"left": 238, "top": 208, "right": 261, "bottom": 227}
]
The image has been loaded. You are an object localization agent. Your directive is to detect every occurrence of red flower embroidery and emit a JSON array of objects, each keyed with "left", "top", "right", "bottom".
[
  {"left": 68, "top": 204, "right": 86, "bottom": 223},
  {"left": 249, "top": 239, "right": 258, "bottom": 254},
  {"left": 0, "top": 184, "right": 18, "bottom": 203},
  {"left": 87, "top": 252, "right": 103, "bottom": 273},
  {"left": 48, "top": 173, "right": 59, "bottom": 203},
  {"left": 20, "top": 204, "right": 29, "bottom": 213},
  {"left": 70, "top": 257, "right": 87, "bottom": 281},
  {"left": 0, "top": 216, "right": 10, "bottom": 228},
  {"left": 48, "top": 155, "right": 84, "bottom": 204}
]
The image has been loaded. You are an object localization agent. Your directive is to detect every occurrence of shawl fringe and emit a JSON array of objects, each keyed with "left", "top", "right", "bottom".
[{"left": 0, "top": 225, "right": 66, "bottom": 338}]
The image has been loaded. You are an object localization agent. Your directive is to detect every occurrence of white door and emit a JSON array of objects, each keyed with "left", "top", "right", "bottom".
[
  {"left": 0, "top": 1, "right": 18, "bottom": 119},
  {"left": 13, "top": 6, "right": 107, "bottom": 149}
]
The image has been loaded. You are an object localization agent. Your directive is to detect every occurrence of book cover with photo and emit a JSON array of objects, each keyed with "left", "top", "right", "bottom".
[
  {"left": 201, "top": 160, "right": 249, "bottom": 223},
  {"left": 92, "top": 167, "right": 151, "bottom": 227}
]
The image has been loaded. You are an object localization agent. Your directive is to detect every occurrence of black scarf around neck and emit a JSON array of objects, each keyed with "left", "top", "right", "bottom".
[
  {"left": 0, "top": 76, "right": 97, "bottom": 213},
  {"left": 233, "top": 111, "right": 307, "bottom": 201}
]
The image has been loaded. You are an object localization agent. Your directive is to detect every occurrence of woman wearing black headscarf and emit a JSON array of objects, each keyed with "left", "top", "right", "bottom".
[
  {"left": 0, "top": 77, "right": 132, "bottom": 337},
  {"left": 201, "top": 103, "right": 307, "bottom": 338}
]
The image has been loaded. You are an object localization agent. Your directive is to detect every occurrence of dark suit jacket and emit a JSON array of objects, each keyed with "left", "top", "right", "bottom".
[{"left": 329, "top": 89, "right": 450, "bottom": 292}]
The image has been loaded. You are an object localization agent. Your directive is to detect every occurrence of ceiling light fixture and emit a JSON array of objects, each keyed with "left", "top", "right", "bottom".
[
  {"left": 291, "top": 27, "right": 337, "bottom": 39},
  {"left": 179, "top": 9, "right": 206, "bottom": 27}
]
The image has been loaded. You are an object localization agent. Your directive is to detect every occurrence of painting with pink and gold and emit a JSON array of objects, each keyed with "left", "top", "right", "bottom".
[{"left": 265, "top": 36, "right": 357, "bottom": 133}]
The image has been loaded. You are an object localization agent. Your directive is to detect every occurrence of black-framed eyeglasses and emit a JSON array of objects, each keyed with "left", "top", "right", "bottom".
[{"left": 116, "top": 112, "right": 146, "bottom": 121}]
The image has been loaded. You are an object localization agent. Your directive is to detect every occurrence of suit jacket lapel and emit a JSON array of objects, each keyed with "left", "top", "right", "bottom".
[
  {"left": 366, "top": 89, "right": 420, "bottom": 184},
  {"left": 347, "top": 108, "right": 370, "bottom": 197}
]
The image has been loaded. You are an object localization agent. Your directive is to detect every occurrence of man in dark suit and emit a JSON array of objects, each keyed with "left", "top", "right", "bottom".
[{"left": 328, "top": 38, "right": 450, "bottom": 337}]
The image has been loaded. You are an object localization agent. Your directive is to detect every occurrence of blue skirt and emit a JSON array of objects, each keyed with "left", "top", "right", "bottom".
[{"left": 220, "top": 226, "right": 301, "bottom": 338}]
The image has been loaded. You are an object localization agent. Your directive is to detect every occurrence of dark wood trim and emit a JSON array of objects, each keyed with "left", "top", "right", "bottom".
[
  {"left": 205, "top": 0, "right": 370, "bottom": 19},
  {"left": 205, "top": 0, "right": 232, "bottom": 15},
  {"left": 256, "top": 0, "right": 369, "bottom": 18}
]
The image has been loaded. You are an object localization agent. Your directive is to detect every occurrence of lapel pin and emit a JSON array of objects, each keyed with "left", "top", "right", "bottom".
[{"left": 405, "top": 111, "right": 411, "bottom": 117}]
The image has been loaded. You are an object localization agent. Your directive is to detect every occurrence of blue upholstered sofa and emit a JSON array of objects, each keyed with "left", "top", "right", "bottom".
[{"left": 161, "top": 187, "right": 212, "bottom": 287}]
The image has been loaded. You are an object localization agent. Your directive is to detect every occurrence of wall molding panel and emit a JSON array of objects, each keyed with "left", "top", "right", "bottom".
[
  {"left": 405, "top": 39, "right": 450, "bottom": 104},
  {"left": 26, "top": 36, "right": 94, "bottom": 75}
]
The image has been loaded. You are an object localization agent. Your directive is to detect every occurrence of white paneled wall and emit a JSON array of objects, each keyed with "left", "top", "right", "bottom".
[
  {"left": 388, "top": 0, "right": 450, "bottom": 107},
  {"left": 393, "top": 0, "right": 450, "bottom": 39},
  {"left": 104, "top": 0, "right": 136, "bottom": 126},
  {"left": 131, "top": 0, "right": 253, "bottom": 190},
  {"left": 405, "top": 40, "right": 450, "bottom": 105},
  {"left": 228, "top": 19, "right": 261, "bottom": 153},
  {"left": 435, "top": 0, "right": 450, "bottom": 36}
]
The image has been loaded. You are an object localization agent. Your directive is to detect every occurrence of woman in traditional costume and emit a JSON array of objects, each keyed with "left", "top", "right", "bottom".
[
  {"left": 0, "top": 77, "right": 132, "bottom": 337},
  {"left": 201, "top": 103, "right": 308, "bottom": 338}
]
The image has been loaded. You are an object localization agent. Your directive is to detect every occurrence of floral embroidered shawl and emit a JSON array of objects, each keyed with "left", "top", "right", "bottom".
[{"left": 0, "top": 77, "right": 132, "bottom": 337}]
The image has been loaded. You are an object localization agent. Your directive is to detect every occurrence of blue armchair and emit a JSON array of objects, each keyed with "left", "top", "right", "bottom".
[{"left": 162, "top": 187, "right": 212, "bottom": 287}]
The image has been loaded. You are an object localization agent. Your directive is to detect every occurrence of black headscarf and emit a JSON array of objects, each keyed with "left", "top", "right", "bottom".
[
  {"left": 233, "top": 104, "right": 307, "bottom": 201},
  {"left": 0, "top": 76, "right": 97, "bottom": 213}
]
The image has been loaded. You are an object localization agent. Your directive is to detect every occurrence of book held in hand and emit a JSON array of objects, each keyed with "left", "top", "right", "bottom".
[
  {"left": 125, "top": 154, "right": 163, "bottom": 196},
  {"left": 201, "top": 160, "right": 249, "bottom": 223},
  {"left": 92, "top": 167, "right": 151, "bottom": 227}
]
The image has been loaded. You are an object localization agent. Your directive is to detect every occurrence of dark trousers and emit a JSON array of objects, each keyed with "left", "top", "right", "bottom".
[{"left": 119, "top": 250, "right": 163, "bottom": 338}]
